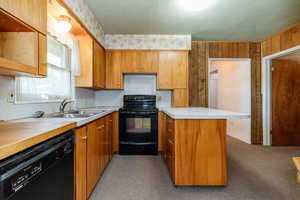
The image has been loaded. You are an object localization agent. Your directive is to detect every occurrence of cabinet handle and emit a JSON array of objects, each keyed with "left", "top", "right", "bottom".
[
  {"left": 168, "top": 139, "right": 174, "bottom": 145},
  {"left": 109, "top": 120, "right": 113, "bottom": 122},
  {"left": 97, "top": 125, "right": 105, "bottom": 130},
  {"left": 82, "top": 136, "right": 88, "bottom": 140}
]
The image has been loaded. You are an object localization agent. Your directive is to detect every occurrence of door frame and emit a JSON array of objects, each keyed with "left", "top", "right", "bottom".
[
  {"left": 262, "top": 45, "right": 300, "bottom": 146},
  {"left": 207, "top": 58, "right": 251, "bottom": 108}
]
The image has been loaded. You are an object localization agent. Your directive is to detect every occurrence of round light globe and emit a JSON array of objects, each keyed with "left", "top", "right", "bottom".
[
  {"left": 57, "top": 20, "right": 72, "bottom": 33},
  {"left": 177, "top": 0, "right": 217, "bottom": 11}
]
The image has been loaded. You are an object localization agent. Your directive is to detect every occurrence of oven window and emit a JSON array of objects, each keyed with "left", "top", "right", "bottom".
[{"left": 126, "top": 118, "right": 151, "bottom": 133}]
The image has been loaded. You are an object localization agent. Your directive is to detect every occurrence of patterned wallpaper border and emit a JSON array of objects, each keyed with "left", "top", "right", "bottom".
[
  {"left": 105, "top": 34, "right": 192, "bottom": 50},
  {"left": 63, "top": 0, "right": 105, "bottom": 46},
  {"left": 62, "top": 1, "right": 191, "bottom": 50}
]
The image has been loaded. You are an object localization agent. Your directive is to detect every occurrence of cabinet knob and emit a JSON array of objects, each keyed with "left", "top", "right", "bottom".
[
  {"left": 109, "top": 120, "right": 113, "bottom": 122},
  {"left": 82, "top": 136, "right": 88, "bottom": 140}
]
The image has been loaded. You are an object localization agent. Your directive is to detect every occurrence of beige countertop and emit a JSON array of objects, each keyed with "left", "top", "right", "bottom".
[{"left": 0, "top": 107, "right": 119, "bottom": 160}]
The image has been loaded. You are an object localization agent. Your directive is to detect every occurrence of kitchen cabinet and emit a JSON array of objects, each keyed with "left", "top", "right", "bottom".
[
  {"left": 93, "top": 40, "right": 106, "bottom": 88},
  {"left": 76, "top": 35, "right": 106, "bottom": 89},
  {"left": 161, "top": 114, "right": 227, "bottom": 186},
  {"left": 105, "top": 114, "right": 113, "bottom": 161},
  {"left": 86, "top": 121, "right": 100, "bottom": 196},
  {"left": 122, "top": 50, "right": 158, "bottom": 74},
  {"left": 75, "top": 113, "right": 115, "bottom": 200},
  {"left": 38, "top": 33, "right": 47, "bottom": 76},
  {"left": 75, "top": 126, "right": 87, "bottom": 200},
  {"left": 0, "top": 0, "right": 47, "bottom": 34},
  {"left": 158, "top": 112, "right": 167, "bottom": 152},
  {"left": 157, "top": 51, "right": 188, "bottom": 89},
  {"left": 172, "top": 89, "right": 189, "bottom": 107},
  {"left": 112, "top": 111, "right": 119, "bottom": 152},
  {"left": 106, "top": 50, "right": 123, "bottom": 89}
]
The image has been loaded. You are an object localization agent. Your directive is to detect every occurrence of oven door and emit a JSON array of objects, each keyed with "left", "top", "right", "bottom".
[{"left": 119, "top": 112, "right": 158, "bottom": 155}]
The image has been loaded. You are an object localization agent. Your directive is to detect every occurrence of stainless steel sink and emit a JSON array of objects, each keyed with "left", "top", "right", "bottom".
[{"left": 45, "top": 111, "right": 106, "bottom": 118}]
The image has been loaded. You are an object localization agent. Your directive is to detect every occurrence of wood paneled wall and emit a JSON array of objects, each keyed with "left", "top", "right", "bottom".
[
  {"left": 261, "top": 22, "right": 300, "bottom": 57},
  {"left": 189, "top": 41, "right": 262, "bottom": 144}
]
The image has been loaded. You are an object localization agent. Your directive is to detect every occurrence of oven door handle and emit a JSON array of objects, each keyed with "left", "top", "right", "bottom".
[{"left": 120, "top": 141, "right": 157, "bottom": 145}]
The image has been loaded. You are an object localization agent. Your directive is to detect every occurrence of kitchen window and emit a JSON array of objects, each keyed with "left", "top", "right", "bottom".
[{"left": 15, "top": 36, "right": 73, "bottom": 103}]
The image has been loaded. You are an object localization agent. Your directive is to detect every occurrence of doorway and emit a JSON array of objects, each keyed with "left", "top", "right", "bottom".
[
  {"left": 271, "top": 53, "right": 300, "bottom": 146},
  {"left": 262, "top": 45, "right": 300, "bottom": 146},
  {"left": 208, "top": 59, "right": 251, "bottom": 144}
]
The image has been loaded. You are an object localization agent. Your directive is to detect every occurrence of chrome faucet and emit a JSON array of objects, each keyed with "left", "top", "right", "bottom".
[{"left": 59, "top": 99, "right": 73, "bottom": 113}]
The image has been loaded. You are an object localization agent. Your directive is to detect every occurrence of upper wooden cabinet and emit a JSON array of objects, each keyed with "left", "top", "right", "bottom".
[
  {"left": 106, "top": 50, "right": 123, "bottom": 89},
  {"left": 76, "top": 35, "right": 106, "bottom": 89},
  {"left": 38, "top": 33, "right": 47, "bottom": 76},
  {"left": 93, "top": 41, "right": 106, "bottom": 89},
  {"left": 0, "top": 0, "right": 47, "bottom": 34},
  {"left": 122, "top": 50, "right": 158, "bottom": 74},
  {"left": 157, "top": 51, "right": 188, "bottom": 90},
  {"left": 0, "top": 4, "right": 47, "bottom": 76}
]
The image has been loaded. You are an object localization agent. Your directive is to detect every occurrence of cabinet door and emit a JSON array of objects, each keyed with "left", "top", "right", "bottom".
[
  {"left": 112, "top": 112, "right": 119, "bottom": 152},
  {"left": 158, "top": 52, "right": 173, "bottom": 89},
  {"left": 158, "top": 112, "right": 166, "bottom": 152},
  {"left": 76, "top": 35, "right": 93, "bottom": 88},
  {"left": 75, "top": 127, "right": 87, "bottom": 200},
  {"left": 106, "top": 50, "right": 123, "bottom": 89},
  {"left": 172, "top": 89, "right": 189, "bottom": 107},
  {"left": 106, "top": 114, "right": 113, "bottom": 161},
  {"left": 86, "top": 122, "right": 100, "bottom": 196},
  {"left": 0, "top": 0, "right": 47, "bottom": 34},
  {"left": 93, "top": 41, "right": 106, "bottom": 89},
  {"left": 171, "top": 52, "right": 188, "bottom": 89},
  {"left": 38, "top": 33, "right": 47, "bottom": 76},
  {"left": 122, "top": 51, "right": 158, "bottom": 73},
  {"left": 137, "top": 51, "right": 158, "bottom": 73},
  {"left": 96, "top": 118, "right": 106, "bottom": 175},
  {"left": 158, "top": 51, "right": 188, "bottom": 89}
]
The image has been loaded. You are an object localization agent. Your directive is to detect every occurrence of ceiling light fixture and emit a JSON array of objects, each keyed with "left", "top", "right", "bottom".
[
  {"left": 177, "top": 0, "right": 217, "bottom": 11},
  {"left": 57, "top": 15, "right": 72, "bottom": 33}
]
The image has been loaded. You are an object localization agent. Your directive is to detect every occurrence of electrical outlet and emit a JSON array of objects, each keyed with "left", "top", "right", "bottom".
[{"left": 7, "top": 92, "right": 15, "bottom": 103}]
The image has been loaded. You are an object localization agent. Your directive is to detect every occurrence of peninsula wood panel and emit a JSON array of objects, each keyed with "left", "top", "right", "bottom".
[
  {"left": 261, "top": 23, "right": 300, "bottom": 57},
  {"left": 175, "top": 119, "right": 227, "bottom": 186},
  {"left": 106, "top": 50, "right": 123, "bottom": 89},
  {"left": 0, "top": 0, "right": 47, "bottom": 34},
  {"left": 189, "top": 41, "right": 262, "bottom": 144},
  {"left": 75, "top": 126, "right": 87, "bottom": 200}
]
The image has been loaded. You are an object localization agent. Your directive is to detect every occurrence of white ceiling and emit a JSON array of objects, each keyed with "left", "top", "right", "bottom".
[{"left": 86, "top": 0, "right": 300, "bottom": 41}]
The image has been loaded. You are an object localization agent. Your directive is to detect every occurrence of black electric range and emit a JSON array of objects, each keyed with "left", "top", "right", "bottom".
[{"left": 119, "top": 95, "right": 158, "bottom": 155}]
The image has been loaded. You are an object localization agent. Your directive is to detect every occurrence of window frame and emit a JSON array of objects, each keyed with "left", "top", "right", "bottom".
[{"left": 14, "top": 36, "right": 75, "bottom": 104}]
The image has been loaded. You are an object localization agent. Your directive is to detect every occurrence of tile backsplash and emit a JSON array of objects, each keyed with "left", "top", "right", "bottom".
[{"left": 95, "top": 75, "right": 171, "bottom": 107}]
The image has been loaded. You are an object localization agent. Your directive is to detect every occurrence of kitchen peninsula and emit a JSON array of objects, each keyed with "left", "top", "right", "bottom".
[{"left": 159, "top": 107, "right": 250, "bottom": 186}]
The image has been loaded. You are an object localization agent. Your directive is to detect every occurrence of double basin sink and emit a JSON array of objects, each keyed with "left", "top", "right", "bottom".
[{"left": 45, "top": 110, "right": 107, "bottom": 118}]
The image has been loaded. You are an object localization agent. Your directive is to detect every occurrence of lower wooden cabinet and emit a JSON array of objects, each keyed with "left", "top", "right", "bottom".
[
  {"left": 161, "top": 114, "right": 228, "bottom": 186},
  {"left": 75, "top": 113, "right": 115, "bottom": 200},
  {"left": 75, "top": 126, "right": 87, "bottom": 200}
]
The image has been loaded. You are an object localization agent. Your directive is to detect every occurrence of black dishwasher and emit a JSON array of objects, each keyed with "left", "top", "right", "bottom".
[{"left": 0, "top": 131, "right": 74, "bottom": 200}]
